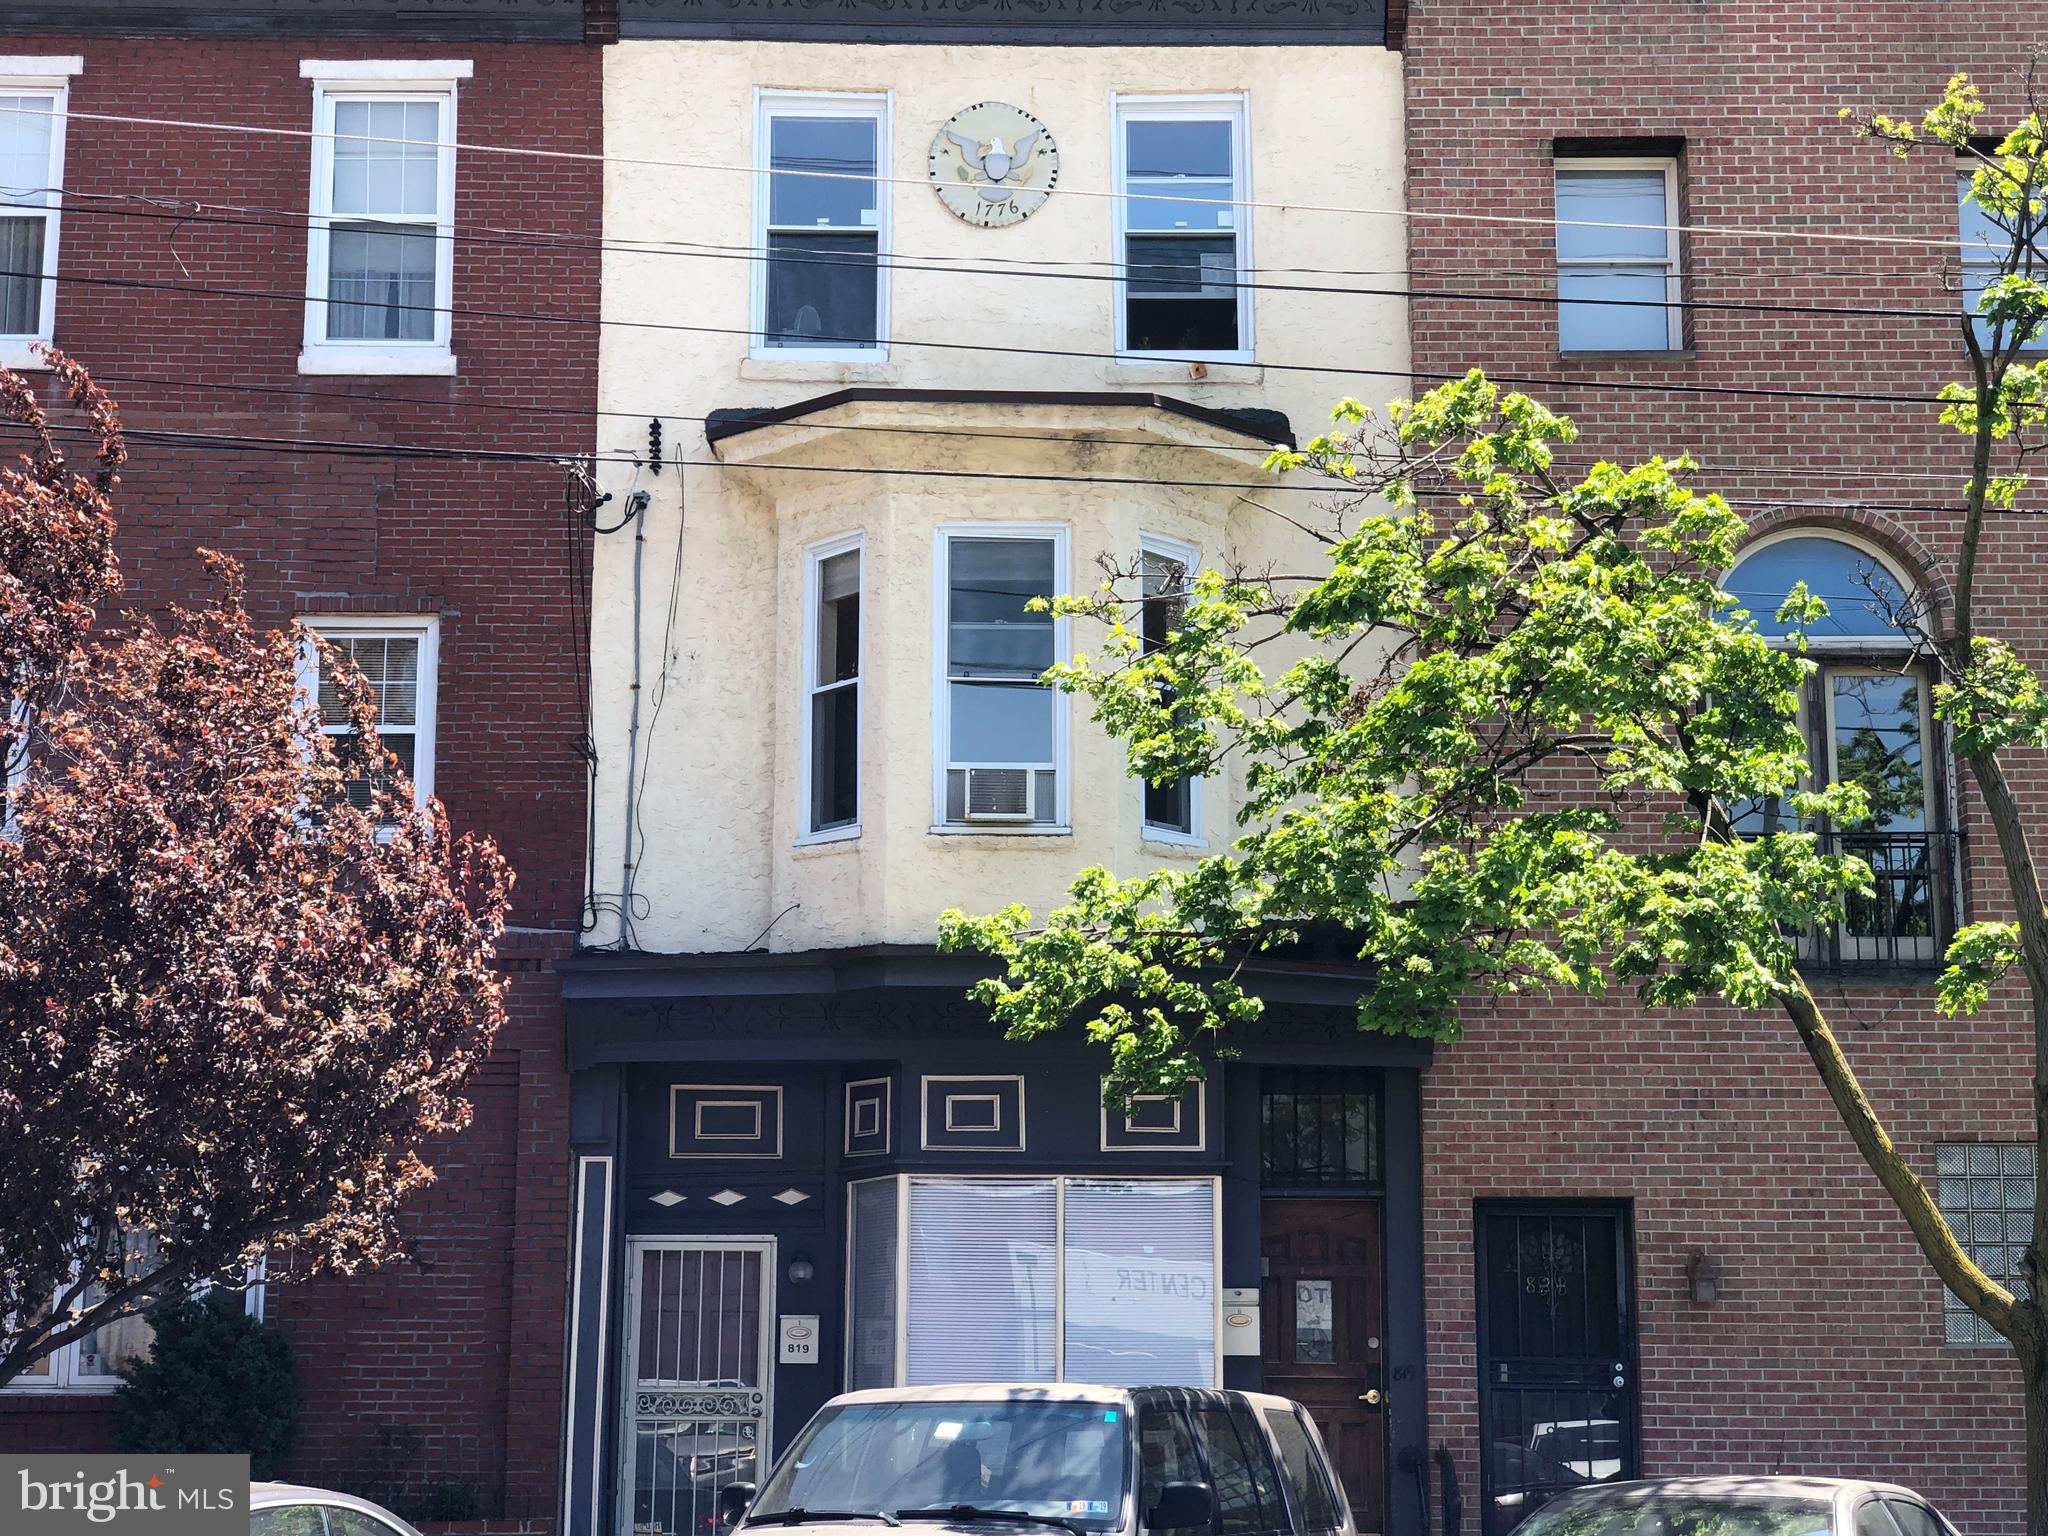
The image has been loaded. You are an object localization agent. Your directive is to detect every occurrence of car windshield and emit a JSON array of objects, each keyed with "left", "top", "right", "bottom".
[
  {"left": 1517, "top": 1495, "right": 1835, "bottom": 1536},
  {"left": 750, "top": 1400, "right": 1128, "bottom": 1530}
]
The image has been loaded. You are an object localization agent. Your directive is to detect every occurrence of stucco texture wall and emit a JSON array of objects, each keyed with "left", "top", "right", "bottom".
[{"left": 590, "top": 40, "right": 1408, "bottom": 954}]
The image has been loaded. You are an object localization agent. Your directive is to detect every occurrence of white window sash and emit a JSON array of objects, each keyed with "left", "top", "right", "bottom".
[
  {"left": 1112, "top": 93, "right": 1253, "bottom": 364},
  {"left": 752, "top": 90, "right": 890, "bottom": 362},
  {"left": 1137, "top": 532, "right": 1204, "bottom": 845},
  {"left": 1958, "top": 171, "right": 2048, "bottom": 354},
  {"left": 1554, "top": 155, "right": 1683, "bottom": 352},
  {"left": 295, "top": 616, "right": 440, "bottom": 805},
  {"left": 800, "top": 531, "right": 864, "bottom": 844},
  {"left": 300, "top": 71, "right": 460, "bottom": 374},
  {"left": 930, "top": 523, "right": 1071, "bottom": 833},
  {"left": 0, "top": 75, "right": 72, "bottom": 363}
]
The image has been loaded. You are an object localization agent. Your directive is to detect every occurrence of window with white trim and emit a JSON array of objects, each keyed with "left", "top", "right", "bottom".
[
  {"left": 1139, "top": 534, "right": 1199, "bottom": 842},
  {"left": 301, "top": 61, "right": 468, "bottom": 375},
  {"left": 848, "top": 1175, "right": 1218, "bottom": 1388},
  {"left": 1958, "top": 169, "right": 2048, "bottom": 354},
  {"left": 803, "top": 534, "right": 862, "bottom": 840},
  {"left": 1554, "top": 157, "right": 1683, "bottom": 352},
  {"left": 756, "top": 93, "right": 886, "bottom": 358},
  {"left": 0, "top": 57, "right": 80, "bottom": 367},
  {"left": 935, "top": 526, "right": 1067, "bottom": 829},
  {"left": 1936, "top": 1142, "right": 2035, "bottom": 1345},
  {"left": 1116, "top": 96, "right": 1250, "bottom": 360},
  {"left": 3, "top": 1233, "right": 159, "bottom": 1393},
  {"left": 296, "top": 617, "right": 440, "bottom": 808}
]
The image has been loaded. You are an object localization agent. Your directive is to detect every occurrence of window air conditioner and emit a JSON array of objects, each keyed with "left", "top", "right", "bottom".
[{"left": 963, "top": 767, "right": 1033, "bottom": 822}]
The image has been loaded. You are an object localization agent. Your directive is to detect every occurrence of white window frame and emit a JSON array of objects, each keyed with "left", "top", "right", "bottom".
[
  {"left": 845, "top": 1173, "right": 1223, "bottom": 1387},
  {"left": 1137, "top": 531, "right": 1205, "bottom": 847},
  {"left": 0, "top": 57, "right": 82, "bottom": 369},
  {"left": 294, "top": 614, "right": 441, "bottom": 806},
  {"left": 752, "top": 89, "right": 890, "bottom": 363},
  {"left": 1112, "top": 93, "right": 1254, "bottom": 365},
  {"left": 1554, "top": 155, "right": 1683, "bottom": 353},
  {"left": 931, "top": 523, "right": 1072, "bottom": 835},
  {"left": 299, "top": 59, "right": 469, "bottom": 377},
  {"left": 799, "top": 531, "right": 865, "bottom": 845},
  {"left": 1958, "top": 168, "right": 2048, "bottom": 355}
]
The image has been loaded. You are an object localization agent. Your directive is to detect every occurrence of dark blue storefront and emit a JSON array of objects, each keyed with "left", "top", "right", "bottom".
[{"left": 557, "top": 948, "right": 1429, "bottom": 1536}]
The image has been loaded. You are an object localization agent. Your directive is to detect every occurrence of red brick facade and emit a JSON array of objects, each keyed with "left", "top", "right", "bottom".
[
  {"left": 1405, "top": 4, "right": 2041, "bottom": 1527},
  {"left": 0, "top": 29, "right": 600, "bottom": 1532}
]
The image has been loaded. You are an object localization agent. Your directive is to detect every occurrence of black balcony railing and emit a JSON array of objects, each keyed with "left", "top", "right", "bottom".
[{"left": 1797, "top": 828, "right": 1960, "bottom": 973}]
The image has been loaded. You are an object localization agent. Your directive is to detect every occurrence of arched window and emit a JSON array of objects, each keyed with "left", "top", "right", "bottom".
[
  {"left": 1723, "top": 533, "right": 1915, "bottom": 643},
  {"left": 1724, "top": 533, "right": 1946, "bottom": 967}
]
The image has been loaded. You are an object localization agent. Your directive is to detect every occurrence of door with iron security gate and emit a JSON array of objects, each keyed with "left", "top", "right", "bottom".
[
  {"left": 621, "top": 1239, "right": 776, "bottom": 1536},
  {"left": 1474, "top": 1204, "right": 1638, "bottom": 1535}
]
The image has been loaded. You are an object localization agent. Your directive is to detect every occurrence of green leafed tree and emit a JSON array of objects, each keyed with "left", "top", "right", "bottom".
[{"left": 941, "top": 76, "right": 2048, "bottom": 1520}]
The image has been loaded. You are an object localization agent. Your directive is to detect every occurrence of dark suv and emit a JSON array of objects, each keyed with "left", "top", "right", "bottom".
[{"left": 717, "top": 1384, "right": 1355, "bottom": 1536}]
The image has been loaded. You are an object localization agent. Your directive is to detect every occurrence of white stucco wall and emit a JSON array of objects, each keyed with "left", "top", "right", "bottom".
[{"left": 591, "top": 40, "right": 1408, "bottom": 954}]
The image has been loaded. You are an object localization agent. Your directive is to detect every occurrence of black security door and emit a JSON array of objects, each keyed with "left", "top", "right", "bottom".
[{"left": 1474, "top": 1203, "right": 1637, "bottom": 1534}]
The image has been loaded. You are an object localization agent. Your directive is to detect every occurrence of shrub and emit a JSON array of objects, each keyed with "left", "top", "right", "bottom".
[{"left": 114, "top": 1290, "right": 299, "bottom": 1478}]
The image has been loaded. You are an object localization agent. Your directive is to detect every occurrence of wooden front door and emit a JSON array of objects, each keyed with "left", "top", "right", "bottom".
[{"left": 1261, "top": 1200, "right": 1385, "bottom": 1536}]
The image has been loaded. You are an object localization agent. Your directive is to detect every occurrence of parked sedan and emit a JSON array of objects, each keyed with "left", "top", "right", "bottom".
[
  {"left": 250, "top": 1482, "right": 424, "bottom": 1536},
  {"left": 720, "top": 1384, "right": 1354, "bottom": 1536},
  {"left": 1510, "top": 1476, "right": 1964, "bottom": 1536}
]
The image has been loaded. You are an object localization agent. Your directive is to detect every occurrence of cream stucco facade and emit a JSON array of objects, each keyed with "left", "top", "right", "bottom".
[{"left": 590, "top": 39, "right": 1408, "bottom": 955}]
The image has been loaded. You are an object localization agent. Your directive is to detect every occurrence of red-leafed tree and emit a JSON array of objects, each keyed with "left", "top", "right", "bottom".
[{"left": 0, "top": 352, "right": 513, "bottom": 1388}]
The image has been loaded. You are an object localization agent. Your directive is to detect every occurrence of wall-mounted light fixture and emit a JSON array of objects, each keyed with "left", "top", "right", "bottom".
[
  {"left": 787, "top": 1256, "right": 816, "bottom": 1287},
  {"left": 1686, "top": 1250, "right": 1721, "bottom": 1305}
]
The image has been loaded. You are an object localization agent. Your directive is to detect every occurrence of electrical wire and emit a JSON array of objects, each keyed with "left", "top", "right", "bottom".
[
  {"left": 22, "top": 191, "right": 1993, "bottom": 325},
  {"left": 10, "top": 414, "right": 2038, "bottom": 520},
  {"left": 0, "top": 261, "right": 2002, "bottom": 412},
  {"left": 5, "top": 100, "right": 2000, "bottom": 252},
  {"left": 64, "top": 362, "right": 2019, "bottom": 489}
]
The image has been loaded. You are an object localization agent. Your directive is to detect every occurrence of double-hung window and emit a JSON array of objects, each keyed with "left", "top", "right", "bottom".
[
  {"left": 1116, "top": 96, "right": 1250, "bottom": 360},
  {"left": 1958, "top": 169, "right": 2047, "bottom": 353},
  {"left": 301, "top": 61, "right": 467, "bottom": 375},
  {"left": 1555, "top": 157, "right": 1683, "bottom": 352},
  {"left": 1140, "top": 534, "right": 1199, "bottom": 842},
  {"left": 803, "top": 534, "right": 863, "bottom": 841},
  {"left": 936, "top": 526, "right": 1067, "bottom": 829},
  {"left": 757, "top": 93, "right": 886, "bottom": 358},
  {"left": 0, "top": 58, "right": 79, "bottom": 368},
  {"left": 297, "top": 616, "right": 440, "bottom": 809}
]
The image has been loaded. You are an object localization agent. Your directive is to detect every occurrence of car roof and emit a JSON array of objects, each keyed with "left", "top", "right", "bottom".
[
  {"left": 825, "top": 1384, "right": 1301, "bottom": 1412},
  {"left": 830, "top": 1383, "right": 1136, "bottom": 1407},
  {"left": 249, "top": 1483, "right": 420, "bottom": 1523},
  {"left": 1565, "top": 1476, "right": 1928, "bottom": 1500}
]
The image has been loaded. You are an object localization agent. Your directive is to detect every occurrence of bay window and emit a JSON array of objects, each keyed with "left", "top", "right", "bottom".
[
  {"left": 1139, "top": 535, "right": 1199, "bottom": 842},
  {"left": 936, "top": 526, "right": 1067, "bottom": 829},
  {"left": 0, "top": 59, "right": 79, "bottom": 367},
  {"left": 757, "top": 93, "right": 886, "bottom": 357},
  {"left": 849, "top": 1176, "right": 1220, "bottom": 1389},
  {"left": 803, "top": 535, "right": 863, "bottom": 840},
  {"left": 1116, "top": 96, "right": 1250, "bottom": 360},
  {"left": 301, "top": 61, "right": 467, "bottom": 375}
]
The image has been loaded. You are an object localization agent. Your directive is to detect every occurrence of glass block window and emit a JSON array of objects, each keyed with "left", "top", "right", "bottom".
[
  {"left": 1260, "top": 1067, "right": 1382, "bottom": 1187},
  {"left": 1936, "top": 1142, "right": 2035, "bottom": 1346}
]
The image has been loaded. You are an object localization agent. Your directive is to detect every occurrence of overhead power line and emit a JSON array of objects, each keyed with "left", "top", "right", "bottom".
[
  {"left": 4, "top": 101, "right": 1986, "bottom": 252},
  {"left": 67, "top": 365, "right": 2006, "bottom": 493},
  {"left": 0, "top": 263, "right": 1982, "bottom": 412},
  {"left": 32, "top": 192, "right": 1981, "bottom": 325},
  {"left": 12, "top": 415, "right": 2036, "bottom": 522}
]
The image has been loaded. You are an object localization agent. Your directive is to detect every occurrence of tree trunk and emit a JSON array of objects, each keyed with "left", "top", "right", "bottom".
[{"left": 2026, "top": 1327, "right": 2048, "bottom": 1536}]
